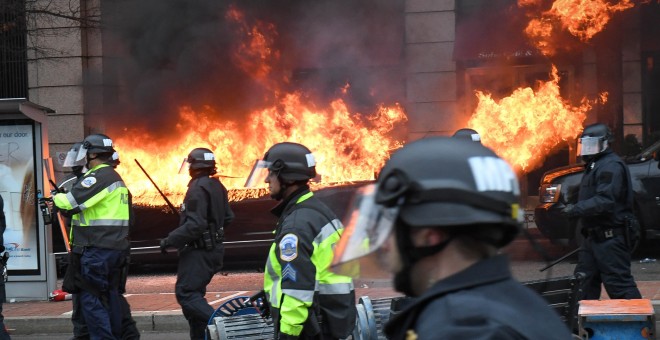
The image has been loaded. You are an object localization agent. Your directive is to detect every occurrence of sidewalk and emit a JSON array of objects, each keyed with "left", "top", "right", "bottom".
[
  {"left": 2, "top": 286, "right": 400, "bottom": 335},
  {"left": 5, "top": 229, "right": 660, "bottom": 336},
  {"left": 4, "top": 279, "right": 660, "bottom": 335}
]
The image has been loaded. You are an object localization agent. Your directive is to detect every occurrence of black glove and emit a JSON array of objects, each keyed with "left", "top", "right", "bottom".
[
  {"left": 159, "top": 239, "right": 169, "bottom": 254},
  {"left": 278, "top": 333, "right": 298, "bottom": 340},
  {"left": 561, "top": 204, "right": 576, "bottom": 217},
  {"left": 0, "top": 245, "right": 5, "bottom": 253},
  {"left": 248, "top": 290, "right": 271, "bottom": 319}
]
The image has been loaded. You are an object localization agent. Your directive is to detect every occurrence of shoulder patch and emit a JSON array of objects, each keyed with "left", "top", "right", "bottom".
[
  {"left": 279, "top": 233, "right": 298, "bottom": 262},
  {"left": 80, "top": 177, "right": 97, "bottom": 188}
]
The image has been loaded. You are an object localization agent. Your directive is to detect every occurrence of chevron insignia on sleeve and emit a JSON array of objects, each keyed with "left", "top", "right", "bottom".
[{"left": 282, "top": 263, "right": 297, "bottom": 282}]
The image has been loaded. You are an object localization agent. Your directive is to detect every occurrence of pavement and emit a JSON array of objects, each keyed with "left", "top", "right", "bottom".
[
  {"left": 4, "top": 229, "right": 660, "bottom": 337},
  {"left": 2, "top": 282, "right": 399, "bottom": 336}
]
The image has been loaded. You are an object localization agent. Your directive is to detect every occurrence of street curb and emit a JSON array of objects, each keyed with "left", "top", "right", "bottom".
[
  {"left": 5, "top": 311, "right": 188, "bottom": 335},
  {"left": 7, "top": 303, "right": 660, "bottom": 335}
]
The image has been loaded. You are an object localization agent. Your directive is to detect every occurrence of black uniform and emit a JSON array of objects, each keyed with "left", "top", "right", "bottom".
[
  {"left": 384, "top": 255, "right": 572, "bottom": 339},
  {"left": 568, "top": 150, "right": 641, "bottom": 299},
  {"left": 165, "top": 175, "right": 233, "bottom": 340}
]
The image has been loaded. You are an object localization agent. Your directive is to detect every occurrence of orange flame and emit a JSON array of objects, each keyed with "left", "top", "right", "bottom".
[
  {"left": 226, "top": 5, "right": 281, "bottom": 85},
  {"left": 110, "top": 6, "right": 407, "bottom": 206},
  {"left": 114, "top": 94, "right": 406, "bottom": 206},
  {"left": 467, "top": 66, "right": 604, "bottom": 173},
  {"left": 521, "top": 0, "right": 635, "bottom": 55}
]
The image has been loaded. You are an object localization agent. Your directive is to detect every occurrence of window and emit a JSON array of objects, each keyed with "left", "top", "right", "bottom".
[{"left": 0, "top": 0, "right": 28, "bottom": 99}]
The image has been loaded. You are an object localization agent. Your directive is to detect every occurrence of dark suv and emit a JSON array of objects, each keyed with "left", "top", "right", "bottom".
[
  {"left": 53, "top": 182, "right": 366, "bottom": 268},
  {"left": 534, "top": 140, "right": 660, "bottom": 246}
]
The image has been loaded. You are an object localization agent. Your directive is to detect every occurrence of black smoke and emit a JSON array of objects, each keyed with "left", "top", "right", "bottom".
[{"left": 94, "top": 0, "right": 405, "bottom": 138}]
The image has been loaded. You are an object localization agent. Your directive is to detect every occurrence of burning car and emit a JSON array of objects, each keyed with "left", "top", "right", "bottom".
[
  {"left": 534, "top": 140, "right": 660, "bottom": 247},
  {"left": 53, "top": 182, "right": 367, "bottom": 268}
]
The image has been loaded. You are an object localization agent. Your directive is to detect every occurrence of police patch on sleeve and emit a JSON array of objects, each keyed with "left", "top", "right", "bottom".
[
  {"left": 279, "top": 233, "right": 298, "bottom": 262},
  {"left": 80, "top": 177, "right": 97, "bottom": 188}
]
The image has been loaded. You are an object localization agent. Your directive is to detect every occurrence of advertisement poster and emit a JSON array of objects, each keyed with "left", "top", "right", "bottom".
[{"left": 0, "top": 124, "right": 38, "bottom": 271}]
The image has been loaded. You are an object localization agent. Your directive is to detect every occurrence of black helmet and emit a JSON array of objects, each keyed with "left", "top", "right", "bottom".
[
  {"left": 186, "top": 148, "right": 216, "bottom": 169},
  {"left": 452, "top": 128, "right": 481, "bottom": 143},
  {"left": 331, "top": 137, "right": 523, "bottom": 293},
  {"left": 82, "top": 134, "right": 115, "bottom": 154},
  {"left": 581, "top": 123, "right": 612, "bottom": 140},
  {"left": 263, "top": 142, "right": 316, "bottom": 182},
  {"left": 578, "top": 123, "right": 612, "bottom": 157},
  {"left": 376, "top": 137, "right": 521, "bottom": 244}
]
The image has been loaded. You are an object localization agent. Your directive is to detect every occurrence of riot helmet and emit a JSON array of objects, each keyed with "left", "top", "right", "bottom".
[
  {"left": 178, "top": 147, "right": 217, "bottom": 176},
  {"left": 452, "top": 128, "right": 481, "bottom": 143},
  {"left": 244, "top": 142, "right": 316, "bottom": 188},
  {"left": 74, "top": 134, "right": 115, "bottom": 164},
  {"left": 332, "top": 137, "right": 523, "bottom": 294},
  {"left": 186, "top": 148, "right": 216, "bottom": 169},
  {"left": 577, "top": 123, "right": 612, "bottom": 157}
]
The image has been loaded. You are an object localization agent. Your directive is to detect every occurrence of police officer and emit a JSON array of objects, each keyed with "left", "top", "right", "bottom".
[
  {"left": 108, "top": 151, "right": 140, "bottom": 340},
  {"left": 159, "top": 148, "right": 233, "bottom": 340},
  {"left": 59, "top": 142, "right": 90, "bottom": 340},
  {"left": 332, "top": 137, "right": 572, "bottom": 339},
  {"left": 245, "top": 142, "right": 356, "bottom": 340},
  {"left": 60, "top": 146, "right": 139, "bottom": 340},
  {"left": 53, "top": 134, "right": 132, "bottom": 339},
  {"left": 561, "top": 123, "right": 641, "bottom": 300}
]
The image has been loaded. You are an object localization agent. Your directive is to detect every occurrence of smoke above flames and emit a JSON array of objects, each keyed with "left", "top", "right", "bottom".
[
  {"left": 96, "top": 0, "right": 405, "bottom": 138},
  {"left": 90, "top": 0, "right": 408, "bottom": 201}
]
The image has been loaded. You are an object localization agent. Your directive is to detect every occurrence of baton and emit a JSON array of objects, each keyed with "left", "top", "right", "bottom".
[
  {"left": 539, "top": 247, "right": 580, "bottom": 272},
  {"left": 134, "top": 159, "right": 179, "bottom": 216}
]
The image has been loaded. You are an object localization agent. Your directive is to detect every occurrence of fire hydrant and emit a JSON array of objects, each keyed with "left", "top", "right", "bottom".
[{"left": 49, "top": 289, "right": 72, "bottom": 302}]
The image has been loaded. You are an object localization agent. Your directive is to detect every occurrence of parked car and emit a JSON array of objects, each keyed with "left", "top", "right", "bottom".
[
  {"left": 534, "top": 140, "right": 660, "bottom": 247},
  {"left": 52, "top": 182, "right": 367, "bottom": 269}
]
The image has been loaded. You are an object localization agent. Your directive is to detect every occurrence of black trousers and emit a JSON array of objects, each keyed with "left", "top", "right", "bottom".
[
  {"left": 574, "top": 234, "right": 641, "bottom": 300},
  {"left": 175, "top": 244, "right": 224, "bottom": 340}
]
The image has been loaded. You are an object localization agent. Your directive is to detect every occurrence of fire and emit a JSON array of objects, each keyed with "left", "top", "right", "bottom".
[
  {"left": 467, "top": 66, "right": 603, "bottom": 173},
  {"left": 110, "top": 5, "right": 407, "bottom": 207},
  {"left": 114, "top": 94, "right": 406, "bottom": 206},
  {"left": 225, "top": 5, "right": 281, "bottom": 86},
  {"left": 521, "top": 0, "right": 635, "bottom": 56}
]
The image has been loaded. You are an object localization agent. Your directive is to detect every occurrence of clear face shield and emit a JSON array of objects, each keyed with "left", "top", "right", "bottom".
[
  {"left": 244, "top": 160, "right": 272, "bottom": 188},
  {"left": 75, "top": 138, "right": 113, "bottom": 164},
  {"left": 331, "top": 184, "right": 400, "bottom": 279},
  {"left": 62, "top": 149, "right": 86, "bottom": 168},
  {"left": 577, "top": 136, "right": 607, "bottom": 156},
  {"left": 178, "top": 158, "right": 190, "bottom": 174}
]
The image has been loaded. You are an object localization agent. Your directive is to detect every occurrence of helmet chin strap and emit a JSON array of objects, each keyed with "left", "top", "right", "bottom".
[
  {"left": 270, "top": 173, "right": 288, "bottom": 201},
  {"left": 85, "top": 153, "right": 98, "bottom": 169},
  {"left": 393, "top": 223, "right": 453, "bottom": 296}
]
